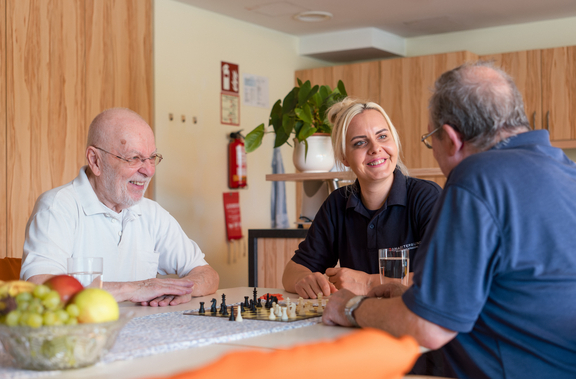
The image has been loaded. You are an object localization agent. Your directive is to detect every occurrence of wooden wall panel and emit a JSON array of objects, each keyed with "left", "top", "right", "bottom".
[
  {"left": 0, "top": 0, "right": 6, "bottom": 257},
  {"left": 481, "top": 50, "right": 542, "bottom": 130},
  {"left": 294, "top": 67, "right": 333, "bottom": 88},
  {"left": 332, "top": 61, "right": 380, "bottom": 103},
  {"left": 86, "top": 0, "right": 154, "bottom": 198},
  {"left": 257, "top": 238, "right": 304, "bottom": 289},
  {"left": 542, "top": 46, "right": 576, "bottom": 141},
  {"left": 6, "top": 0, "right": 85, "bottom": 257}
]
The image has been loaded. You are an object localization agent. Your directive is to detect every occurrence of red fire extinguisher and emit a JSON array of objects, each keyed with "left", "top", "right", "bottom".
[{"left": 228, "top": 131, "right": 247, "bottom": 189}]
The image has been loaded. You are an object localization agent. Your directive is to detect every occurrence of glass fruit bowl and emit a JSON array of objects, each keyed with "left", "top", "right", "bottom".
[{"left": 0, "top": 314, "right": 131, "bottom": 370}]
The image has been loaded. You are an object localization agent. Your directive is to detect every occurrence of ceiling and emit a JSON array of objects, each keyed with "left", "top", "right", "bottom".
[{"left": 175, "top": 0, "right": 576, "bottom": 62}]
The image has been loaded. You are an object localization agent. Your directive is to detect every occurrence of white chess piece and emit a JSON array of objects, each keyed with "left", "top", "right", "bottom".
[
  {"left": 275, "top": 304, "right": 282, "bottom": 317},
  {"left": 281, "top": 307, "right": 288, "bottom": 321},
  {"left": 289, "top": 303, "right": 297, "bottom": 318},
  {"left": 236, "top": 306, "right": 243, "bottom": 322},
  {"left": 269, "top": 307, "right": 276, "bottom": 320},
  {"left": 286, "top": 297, "right": 291, "bottom": 310}
]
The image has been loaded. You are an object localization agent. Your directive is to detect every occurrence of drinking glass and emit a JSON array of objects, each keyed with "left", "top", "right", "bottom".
[
  {"left": 67, "top": 257, "right": 103, "bottom": 288},
  {"left": 379, "top": 248, "right": 409, "bottom": 286}
]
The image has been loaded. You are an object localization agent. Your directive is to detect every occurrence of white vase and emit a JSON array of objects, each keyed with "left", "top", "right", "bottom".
[{"left": 292, "top": 134, "right": 335, "bottom": 173}]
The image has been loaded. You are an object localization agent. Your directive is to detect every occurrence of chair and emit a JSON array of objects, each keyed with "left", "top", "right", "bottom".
[{"left": 0, "top": 258, "right": 22, "bottom": 281}]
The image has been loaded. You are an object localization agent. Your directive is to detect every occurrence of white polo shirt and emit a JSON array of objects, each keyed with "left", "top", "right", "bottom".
[{"left": 21, "top": 166, "right": 209, "bottom": 282}]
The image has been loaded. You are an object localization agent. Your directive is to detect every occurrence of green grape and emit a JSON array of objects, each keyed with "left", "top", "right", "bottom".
[
  {"left": 15, "top": 291, "right": 32, "bottom": 304},
  {"left": 16, "top": 300, "right": 30, "bottom": 312},
  {"left": 53, "top": 318, "right": 63, "bottom": 326},
  {"left": 65, "top": 304, "right": 80, "bottom": 318},
  {"left": 65, "top": 317, "right": 78, "bottom": 325},
  {"left": 56, "top": 309, "right": 69, "bottom": 323},
  {"left": 43, "top": 311, "right": 57, "bottom": 326},
  {"left": 29, "top": 303, "right": 45, "bottom": 315},
  {"left": 27, "top": 313, "right": 43, "bottom": 328},
  {"left": 42, "top": 291, "right": 61, "bottom": 311},
  {"left": 6, "top": 310, "right": 21, "bottom": 326},
  {"left": 32, "top": 284, "right": 50, "bottom": 300},
  {"left": 19, "top": 312, "right": 30, "bottom": 326}
]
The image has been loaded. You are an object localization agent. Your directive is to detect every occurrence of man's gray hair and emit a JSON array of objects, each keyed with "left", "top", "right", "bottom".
[{"left": 429, "top": 61, "right": 530, "bottom": 151}]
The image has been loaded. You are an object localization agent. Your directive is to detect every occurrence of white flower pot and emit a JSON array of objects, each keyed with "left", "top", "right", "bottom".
[{"left": 292, "top": 134, "right": 335, "bottom": 173}]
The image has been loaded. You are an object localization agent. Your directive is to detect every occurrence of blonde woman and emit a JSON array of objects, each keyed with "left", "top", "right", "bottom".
[{"left": 283, "top": 98, "right": 441, "bottom": 299}]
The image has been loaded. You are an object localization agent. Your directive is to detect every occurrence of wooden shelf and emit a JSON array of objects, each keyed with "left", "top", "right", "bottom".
[
  {"left": 266, "top": 171, "right": 355, "bottom": 182},
  {"left": 265, "top": 168, "right": 443, "bottom": 182}
]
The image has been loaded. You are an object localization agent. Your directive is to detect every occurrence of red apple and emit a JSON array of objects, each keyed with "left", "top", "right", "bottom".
[{"left": 43, "top": 275, "right": 84, "bottom": 304}]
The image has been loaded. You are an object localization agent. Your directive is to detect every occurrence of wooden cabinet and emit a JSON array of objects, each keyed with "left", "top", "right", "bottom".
[
  {"left": 481, "top": 50, "right": 542, "bottom": 130},
  {"left": 541, "top": 46, "right": 576, "bottom": 145},
  {"left": 248, "top": 229, "right": 307, "bottom": 288},
  {"left": 1, "top": 0, "right": 152, "bottom": 258},
  {"left": 482, "top": 46, "right": 576, "bottom": 148},
  {"left": 296, "top": 61, "right": 381, "bottom": 103}
]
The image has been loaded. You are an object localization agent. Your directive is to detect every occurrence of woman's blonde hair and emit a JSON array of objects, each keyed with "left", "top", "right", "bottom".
[{"left": 327, "top": 98, "right": 408, "bottom": 175}]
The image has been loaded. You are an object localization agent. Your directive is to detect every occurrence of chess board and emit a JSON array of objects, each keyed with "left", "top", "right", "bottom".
[
  {"left": 184, "top": 304, "right": 322, "bottom": 322},
  {"left": 183, "top": 291, "right": 324, "bottom": 323}
]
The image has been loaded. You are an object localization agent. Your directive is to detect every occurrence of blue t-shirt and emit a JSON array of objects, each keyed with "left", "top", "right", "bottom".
[
  {"left": 403, "top": 130, "right": 576, "bottom": 379},
  {"left": 292, "top": 169, "right": 441, "bottom": 274}
]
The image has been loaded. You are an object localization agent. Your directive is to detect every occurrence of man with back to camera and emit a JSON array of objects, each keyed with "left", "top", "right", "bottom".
[
  {"left": 21, "top": 108, "right": 219, "bottom": 306},
  {"left": 322, "top": 61, "right": 576, "bottom": 378}
]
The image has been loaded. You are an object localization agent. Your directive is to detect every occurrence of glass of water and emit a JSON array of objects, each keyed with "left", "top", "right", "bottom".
[
  {"left": 379, "top": 248, "right": 410, "bottom": 286},
  {"left": 67, "top": 257, "right": 103, "bottom": 288}
]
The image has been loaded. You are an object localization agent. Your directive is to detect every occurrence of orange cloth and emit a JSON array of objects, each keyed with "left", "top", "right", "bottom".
[
  {"left": 147, "top": 328, "right": 420, "bottom": 379},
  {"left": 0, "top": 258, "right": 22, "bottom": 281}
]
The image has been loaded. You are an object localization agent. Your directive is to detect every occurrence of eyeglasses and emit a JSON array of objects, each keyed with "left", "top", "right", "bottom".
[
  {"left": 420, "top": 126, "right": 442, "bottom": 149},
  {"left": 93, "top": 146, "right": 163, "bottom": 167}
]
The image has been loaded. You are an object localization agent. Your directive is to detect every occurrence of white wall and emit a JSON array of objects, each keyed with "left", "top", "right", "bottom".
[
  {"left": 406, "top": 16, "right": 576, "bottom": 56},
  {"left": 154, "top": 0, "right": 325, "bottom": 288}
]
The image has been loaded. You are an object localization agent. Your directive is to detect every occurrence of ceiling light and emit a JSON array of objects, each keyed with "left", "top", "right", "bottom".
[{"left": 294, "top": 11, "right": 333, "bottom": 22}]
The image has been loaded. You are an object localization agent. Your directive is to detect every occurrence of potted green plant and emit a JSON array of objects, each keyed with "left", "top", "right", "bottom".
[{"left": 244, "top": 79, "right": 348, "bottom": 160}]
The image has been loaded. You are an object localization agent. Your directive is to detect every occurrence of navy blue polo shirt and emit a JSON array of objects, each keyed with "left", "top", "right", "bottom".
[
  {"left": 403, "top": 130, "right": 576, "bottom": 378},
  {"left": 291, "top": 169, "right": 441, "bottom": 274}
]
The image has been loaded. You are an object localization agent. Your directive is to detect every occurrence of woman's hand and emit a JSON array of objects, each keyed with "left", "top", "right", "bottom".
[{"left": 325, "top": 268, "right": 380, "bottom": 295}]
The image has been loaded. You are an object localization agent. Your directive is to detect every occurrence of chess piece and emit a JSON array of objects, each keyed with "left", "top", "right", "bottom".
[
  {"left": 228, "top": 305, "right": 235, "bottom": 321},
  {"left": 236, "top": 306, "right": 243, "bottom": 322},
  {"left": 210, "top": 298, "right": 217, "bottom": 313},
  {"left": 253, "top": 288, "right": 258, "bottom": 305},
  {"left": 240, "top": 303, "right": 245, "bottom": 313},
  {"left": 257, "top": 298, "right": 262, "bottom": 308},
  {"left": 199, "top": 302, "right": 205, "bottom": 314},
  {"left": 265, "top": 294, "right": 271, "bottom": 309},
  {"left": 281, "top": 307, "right": 288, "bottom": 321},
  {"left": 289, "top": 303, "right": 297, "bottom": 318},
  {"left": 244, "top": 296, "right": 250, "bottom": 308},
  {"left": 269, "top": 307, "right": 276, "bottom": 320},
  {"left": 222, "top": 303, "right": 229, "bottom": 316}
]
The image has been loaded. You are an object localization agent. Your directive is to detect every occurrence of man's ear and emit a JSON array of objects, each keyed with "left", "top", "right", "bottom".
[
  {"left": 86, "top": 147, "right": 102, "bottom": 176},
  {"left": 442, "top": 124, "right": 464, "bottom": 157}
]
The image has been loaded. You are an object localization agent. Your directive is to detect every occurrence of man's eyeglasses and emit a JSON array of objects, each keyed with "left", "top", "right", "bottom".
[
  {"left": 420, "top": 126, "right": 442, "bottom": 149},
  {"left": 93, "top": 146, "right": 163, "bottom": 167}
]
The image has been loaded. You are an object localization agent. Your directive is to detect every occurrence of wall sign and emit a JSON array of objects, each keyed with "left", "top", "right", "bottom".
[{"left": 221, "top": 61, "right": 240, "bottom": 125}]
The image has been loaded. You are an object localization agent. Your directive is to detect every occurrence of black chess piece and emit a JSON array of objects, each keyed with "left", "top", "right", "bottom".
[
  {"left": 253, "top": 288, "right": 258, "bottom": 304},
  {"left": 244, "top": 296, "right": 250, "bottom": 308},
  {"left": 199, "top": 302, "right": 205, "bottom": 314},
  {"left": 228, "top": 306, "right": 235, "bottom": 321},
  {"left": 240, "top": 303, "right": 245, "bottom": 313},
  {"left": 210, "top": 298, "right": 217, "bottom": 313},
  {"left": 220, "top": 294, "right": 227, "bottom": 314},
  {"left": 265, "top": 293, "right": 271, "bottom": 309},
  {"left": 250, "top": 300, "right": 257, "bottom": 312},
  {"left": 257, "top": 298, "right": 262, "bottom": 308}
]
